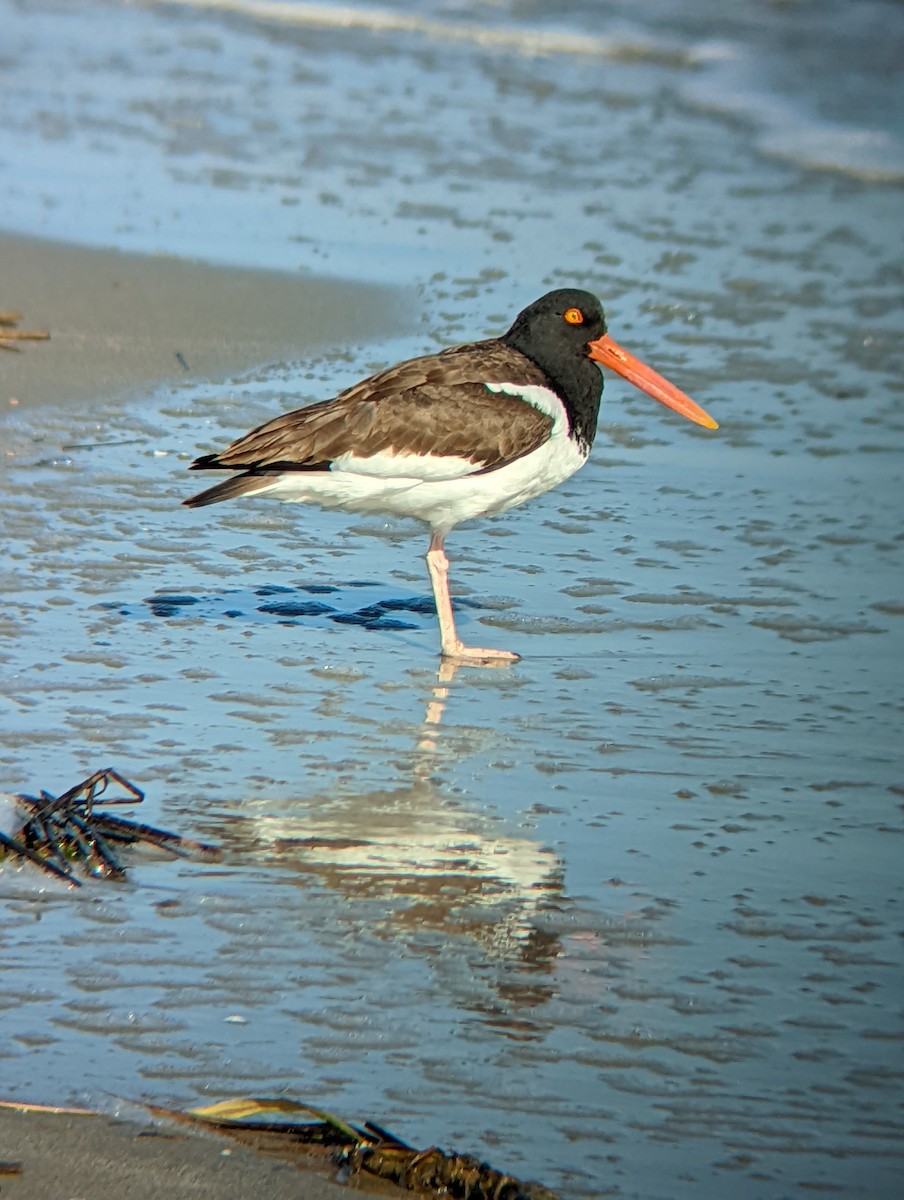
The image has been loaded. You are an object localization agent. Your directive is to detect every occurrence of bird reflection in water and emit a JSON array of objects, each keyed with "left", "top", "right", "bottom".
[{"left": 241, "top": 659, "right": 565, "bottom": 995}]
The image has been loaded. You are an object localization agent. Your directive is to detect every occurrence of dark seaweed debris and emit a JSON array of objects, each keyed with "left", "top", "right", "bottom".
[
  {"left": 0, "top": 768, "right": 221, "bottom": 886},
  {"left": 341, "top": 1140, "right": 561, "bottom": 1200},
  {"left": 151, "top": 1097, "right": 561, "bottom": 1200}
]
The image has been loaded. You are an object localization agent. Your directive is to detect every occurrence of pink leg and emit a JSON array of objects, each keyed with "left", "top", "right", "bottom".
[{"left": 425, "top": 532, "right": 520, "bottom": 664}]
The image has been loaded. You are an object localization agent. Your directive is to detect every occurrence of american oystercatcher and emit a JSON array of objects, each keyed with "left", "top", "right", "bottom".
[{"left": 185, "top": 289, "right": 717, "bottom": 663}]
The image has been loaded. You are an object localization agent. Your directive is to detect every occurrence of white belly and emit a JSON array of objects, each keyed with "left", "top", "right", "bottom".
[{"left": 262, "top": 434, "right": 586, "bottom": 533}]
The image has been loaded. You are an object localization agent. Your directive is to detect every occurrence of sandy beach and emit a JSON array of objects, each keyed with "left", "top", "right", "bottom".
[
  {"left": 0, "top": 1104, "right": 354, "bottom": 1200},
  {"left": 1, "top": 232, "right": 403, "bottom": 409}
]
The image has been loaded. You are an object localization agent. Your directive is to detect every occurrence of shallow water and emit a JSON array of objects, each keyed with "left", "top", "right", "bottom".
[{"left": 2, "top": 1, "right": 903, "bottom": 1197}]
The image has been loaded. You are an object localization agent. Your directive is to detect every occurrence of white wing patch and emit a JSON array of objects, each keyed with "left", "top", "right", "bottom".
[
  {"left": 331, "top": 448, "right": 476, "bottom": 481},
  {"left": 484, "top": 381, "right": 568, "bottom": 428}
]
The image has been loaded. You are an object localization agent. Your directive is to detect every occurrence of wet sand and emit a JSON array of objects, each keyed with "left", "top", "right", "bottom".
[
  {"left": 1, "top": 232, "right": 403, "bottom": 408},
  {"left": 0, "top": 1105, "right": 353, "bottom": 1200},
  {"left": 2, "top": 2, "right": 902, "bottom": 1195}
]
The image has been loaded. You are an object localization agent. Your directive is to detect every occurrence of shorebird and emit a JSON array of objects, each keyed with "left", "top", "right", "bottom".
[{"left": 184, "top": 288, "right": 717, "bottom": 663}]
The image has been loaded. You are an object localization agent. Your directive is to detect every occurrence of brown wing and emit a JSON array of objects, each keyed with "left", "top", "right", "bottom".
[{"left": 189, "top": 341, "right": 555, "bottom": 475}]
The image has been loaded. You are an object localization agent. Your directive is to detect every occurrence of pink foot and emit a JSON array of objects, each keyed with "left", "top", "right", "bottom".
[{"left": 441, "top": 640, "right": 520, "bottom": 666}]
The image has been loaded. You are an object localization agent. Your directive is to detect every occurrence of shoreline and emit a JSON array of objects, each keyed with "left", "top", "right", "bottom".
[{"left": 0, "top": 231, "right": 405, "bottom": 410}]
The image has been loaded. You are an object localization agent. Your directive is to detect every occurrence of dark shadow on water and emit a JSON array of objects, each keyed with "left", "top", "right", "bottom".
[{"left": 94, "top": 582, "right": 483, "bottom": 634}]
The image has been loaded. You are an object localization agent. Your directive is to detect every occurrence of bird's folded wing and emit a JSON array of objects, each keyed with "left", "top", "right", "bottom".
[{"left": 190, "top": 342, "right": 555, "bottom": 477}]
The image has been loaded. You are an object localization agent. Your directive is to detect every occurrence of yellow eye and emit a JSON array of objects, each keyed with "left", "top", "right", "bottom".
[{"left": 564, "top": 307, "right": 584, "bottom": 325}]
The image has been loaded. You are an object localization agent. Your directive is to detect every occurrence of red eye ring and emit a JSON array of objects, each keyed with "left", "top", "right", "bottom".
[{"left": 563, "top": 307, "right": 584, "bottom": 325}]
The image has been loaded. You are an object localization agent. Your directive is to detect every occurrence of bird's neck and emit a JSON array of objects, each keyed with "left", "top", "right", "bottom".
[{"left": 504, "top": 337, "right": 603, "bottom": 453}]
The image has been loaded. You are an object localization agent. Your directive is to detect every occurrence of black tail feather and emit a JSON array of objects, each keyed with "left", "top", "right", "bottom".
[
  {"left": 188, "top": 453, "right": 224, "bottom": 472},
  {"left": 183, "top": 473, "right": 271, "bottom": 508}
]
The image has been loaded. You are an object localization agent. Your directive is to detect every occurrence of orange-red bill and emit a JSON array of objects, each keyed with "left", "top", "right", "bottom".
[{"left": 587, "top": 333, "right": 718, "bottom": 430}]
